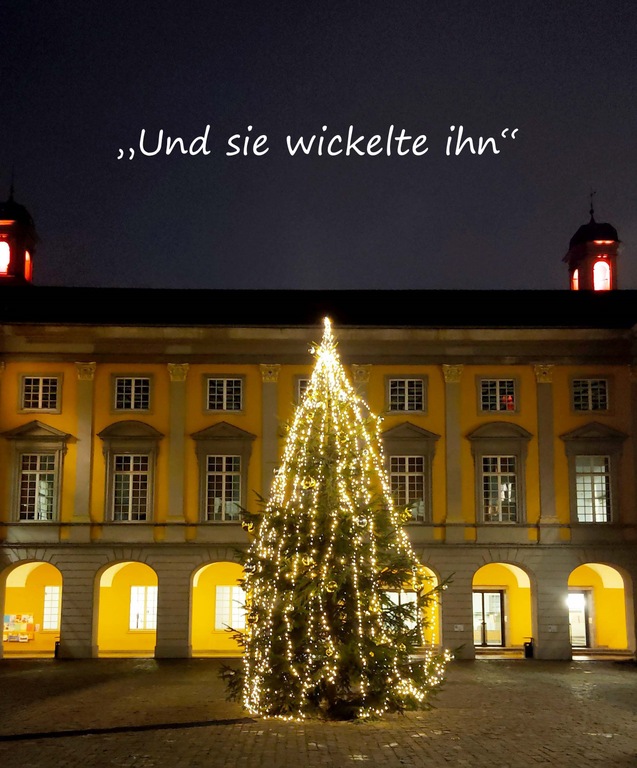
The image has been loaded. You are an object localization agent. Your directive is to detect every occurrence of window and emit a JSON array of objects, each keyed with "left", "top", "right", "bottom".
[
  {"left": 206, "top": 455, "right": 241, "bottom": 521},
  {"left": 390, "top": 456, "right": 426, "bottom": 521},
  {"left": 113, "top": 455, "right": 149, "bottom": 520},
  {"left": 382, "top": 422, "right": 439, "bottom": 523},
  {"left": 215, "top": 585, "right": 245, "bottom": 630},
  {"left": 296, "top": 377, "right": 310, "bottom": 404},
  {"left": 114, "top": 376, "right": 151, "bottom": 411},
  {"left": 560, "top": 422, "right": 627, "bottom": 525},
  {"left": 20, "top": 376, "right": 60, "bottom": 411},
  {"left": 19, "top": 453, "right": 57, "bottom": 521},
  {"left": 129, "top": 586, "right": 157, "bottom": 630},
  {"left": 481, "top": 456, "right": 517, "bottom": 522},
  {"left": 385, "top": 591, "right": 418, "bottom": 630},
  {"left": 479, "top": 379, "right": 516, "bottom": 412},
  {"left": 467, "top": 422, "right": 532, "bottom": 525},
  {"left": 387, "top": 377, "right": 426, "bottom": 412},
  {"left": 593, "top": 260, "right": 611, "bottom": 291},
  {"left": 206, "top": 377, "right": 243, "bottom": 411},
  {"left": 191, "top": 422, "right": 256, "bottom": 522},
  {"left": 43, "top": 586, "right": 61, "bottom": 631},
  {"left": 575, "top": 455, "right": 611, "bottom": 523},
  {"left": 0, "top": 240, "right": 9, "bottom": 274},
  {"left": 1, "top": 421, "right": 70, "bottom": 523},
  {"left": 97, "top": 421, "right": 163, "bottom": 522},
  {"left": 572, "top": 379, "right": 609, "bottom": 412}
]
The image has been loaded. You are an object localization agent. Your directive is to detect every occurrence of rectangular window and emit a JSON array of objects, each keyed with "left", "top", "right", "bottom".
[
  {"left": 390, "top": 455, "right": 426, "bottom": 521},
  {"left": 575, "top": 455, "right": 611, "bottom": 522},
  {"left": 206, "top": 378, "right": 242, "bottom": 411},
  {"left": 482, "top": 455, "right": 517, "bottom": 522},
  {"left": 573, "top": 379, "right": 609, "bottom": 411},
  {"left": 480, "top": 379, "right": 516, "bottom": 412},
  {"left": 296, "top": 377, "right": 310, "bottom": 403},
  {"left": 114, "top": 377, "right": 151, "bottom": 411},
  {"left": 21, "top": 376, "right": 59, "bottom": 411},
  {"left": 388, "top": 378, "right": 425, "bottom": 412},
  {"left": 129, "top": 585, "right": 157, "bottom": 630},
  {"left": 215, "top": 585, "right": 246, "bottom": 630},
  {"left": 42, "top": 586, "right": 61, "bottom": 631},
  {"left": 19, "top": 453, "right": 56, "bottom": 521},
  {"left": 113, "top": 454, "right": 149, "bottom": 521},
  {"left": 385, "top": 591, "right": 418, "bottom": 630},
  {"left": 206, "top": 455, "right": 241, "bottom": 521}
]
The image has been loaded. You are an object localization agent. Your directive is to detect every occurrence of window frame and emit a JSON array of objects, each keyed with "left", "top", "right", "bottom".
[
  {"left": 215, "top": 584, "right": 246, "bottom": 630},
  {"left": 204, "top": 454, "right": 242, "bottom": 521},
  {"left": 295, "top": 375, "right": 311, "bottom": 405},
  {"left": 203, "top": 375, "right": 244, "bottom": 413},
  {"left": 570, "top": 376, "right": 612, "bottom": 414},
  {"left": 389, "top": 454, "right": 427, "bottom": 522},
  {"left": 19, "top": 374, "right": 63, "bottom": 414},
  {"left": 385, "top": 376, "right": 427, "bottom": 414},
  {"left": 481, "top": 454, "right": 518, "bottom": 523},
  {"left": 111, "top": 374, "right": 153, "bottom": 413},
  {"left": 574, "top": 454, "right": 612, "bottom": 523},
  {"left": 129, "top": 585, "right": 158, "bottom": 631},
  {"left": 476, "top": 377, "right": 519, "bottom": 414},
  {"left": 42, "top": 585, "right": 62, "bottom": 631}
]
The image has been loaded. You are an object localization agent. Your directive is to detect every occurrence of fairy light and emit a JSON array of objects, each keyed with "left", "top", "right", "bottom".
[{"left": 239, "top": 317, "right": 450, "bottom": 719}]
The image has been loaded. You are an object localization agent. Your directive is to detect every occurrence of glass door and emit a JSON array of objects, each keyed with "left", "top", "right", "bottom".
[
  {"left": 568, "top": 590, "right": 590, "bottom": 647},
  {"left": 473, "top": 590, "right": 505, "bottom": 646}
]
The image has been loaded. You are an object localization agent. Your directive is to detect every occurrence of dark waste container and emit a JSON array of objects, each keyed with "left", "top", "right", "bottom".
[
  {"left": 54, "top": 640, "right": 60, "bottom": 658},
  {"left": 523, "top": 638, "right": 534, "bottom": 658}
]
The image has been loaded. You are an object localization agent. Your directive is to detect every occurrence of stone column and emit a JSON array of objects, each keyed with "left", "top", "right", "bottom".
[
  {"left": 167, "top": 364, "right": 189, "bottom": 522},
  {"left": 534, "top": 365, "right": 560, "bottom": 542},
  {"left": 351, "top": 364, "right": 372, "bottom": 402},
  {"left": 58, "top": 560, "right": 97, "bottom": 658},
  {"left": 442, "top": 365, "right": 464, "bottom": 542},
  {"left": 533, "top": 567, "right": 572, "bottom": 660},
  {"left": 154, "top": 561, "right": 193, "bottom": 658},
  {"left": 630, "top": 366, "right": 637, "bottom": 656},
  {"left": 260, "top": 364, "right": 280, "bottom": 495},
  {"left": 438, "top": 563, "right": 475, "bottom": 659},
  {"left": 73, "top": 363, "right": 96, "bottom": 526}
]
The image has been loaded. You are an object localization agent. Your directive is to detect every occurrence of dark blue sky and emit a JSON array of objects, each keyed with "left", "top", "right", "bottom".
[{"left": 2, "top": 1, "right": 636, "bottom": 290}]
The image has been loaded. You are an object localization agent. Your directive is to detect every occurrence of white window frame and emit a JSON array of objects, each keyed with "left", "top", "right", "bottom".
[
  {"left": 481, "top": 455, "right": 518, "bottom": 523},
  {"left": 295, "top": 376, "right": 310, "bottom": 404},
  {"left": 386, "top": 377, "right": 426, "bottom": 413},
  {"left": 572, "top": 378, "right": 609, "bottom": 413},
  {"left": 112, "top": 454, "right": 150, "bottom": 521},
  {"left": 385, "top": 590, "right": 418, "bottom": 630},
  {"left": 478, "top": 378, "right": 517, "bottom": 413},
  {"left": 42, "top": 585, "right": 61, "bottom": 631},
  {"left": 205, "top": 455, "right": 242, "bottom": 521},
  {"left": 129, "top": 585, "right": 157, "bottom": 630},
  {"left": 390, "top": 455, "right": 426, "bottom": 521},
  {"left": 18, "top": 452, "right": 58, "bottom": 521},
  {"left": 113, "top": 376, "right": 152, "bottom": 412},
  {"left": 205, "top": 376, "right": 243, "bottom": 412},
  {"left": 575, "top": 455, "right": 612, "bottom": 523},
  {"left": 20, "top": 375, "right": 62, "bottom": 413},
  {"left": 215, "top": 585, "right": 246, "bottom": 630}
]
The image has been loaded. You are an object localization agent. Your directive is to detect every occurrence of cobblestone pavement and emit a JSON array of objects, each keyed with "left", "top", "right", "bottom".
[{"left": 0, "top": 658, "right": 635, "bottom": 767}]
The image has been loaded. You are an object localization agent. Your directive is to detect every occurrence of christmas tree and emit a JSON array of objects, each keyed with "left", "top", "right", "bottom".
[{"left": 223, "top": 318, "right": 450, "bottom": 720}]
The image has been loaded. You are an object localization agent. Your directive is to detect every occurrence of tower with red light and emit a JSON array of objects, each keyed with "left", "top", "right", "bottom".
[
  {"left": 564, "top": 200, "right": 619, "bottom": 291},
  {"left": 0, "top": 187, "right": 37, "bottom": 285}
]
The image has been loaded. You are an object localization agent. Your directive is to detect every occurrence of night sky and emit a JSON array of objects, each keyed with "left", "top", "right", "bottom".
[{"left": 2, "top": 1, "right": 636, "bottom": 290}]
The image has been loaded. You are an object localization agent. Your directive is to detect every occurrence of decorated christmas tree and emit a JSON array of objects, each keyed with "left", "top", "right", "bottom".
[{"left": 223, "top": 318, "right": 450, "bottom": 720}]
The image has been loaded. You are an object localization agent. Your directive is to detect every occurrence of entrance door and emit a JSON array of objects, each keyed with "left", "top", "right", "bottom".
[
  {"left": 473, "top": 590, "right": 505, "bottom": 646},
  {"left": 568, "top": 590, "right": 590, "bottom": 647}
]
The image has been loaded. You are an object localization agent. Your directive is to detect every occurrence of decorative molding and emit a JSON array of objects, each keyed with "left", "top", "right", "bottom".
[
  {"left": 351, "top": 364, "right": 371, "bottom": 385},
  {"left": 260, "top": 364, "right": 280, "bottom": 383},
  {"left": 76, "top": 362, "right": 96, "bottom": 381},
  {"left": 534, "top": 364, "right": 554, "bottom": 384},
  {"left": 442, "top": 364, "right": 463, "bottom": 384},
  {"left": 168, "top": 363, "right": 190, "bottom": 382}
]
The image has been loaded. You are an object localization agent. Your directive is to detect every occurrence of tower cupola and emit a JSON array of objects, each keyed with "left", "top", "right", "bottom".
[
  {"left": 0, "top": 187, "right": 37, "bottom": 285},
  {"left": 564, "top": 199, "right": 619, "bottom": 291}
]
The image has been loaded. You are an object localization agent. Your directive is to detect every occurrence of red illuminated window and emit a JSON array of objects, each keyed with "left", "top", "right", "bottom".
[
  {"left": 593, "top": 260, "right": 610, "bottom": 291},
  {"left": 0, "top": 240, "right": 9, "bottom": 274},
  {"left": 571, "top": 269, "right": 579, "bottom": 291},
  {"left": 24, "top": 251, "right": 32, "bottom": 281}
]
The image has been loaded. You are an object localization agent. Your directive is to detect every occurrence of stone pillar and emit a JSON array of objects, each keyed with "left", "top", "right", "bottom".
[
  {"left": 260, "top": 364, "right": 280, "bottom": 495},
  {"left": 351, "top": 364, "right": 372, "bottom": 401},
  {"left": 438, "top": 563, "right": 475, "bottom": 659},
  {"left": 154, "top": 561, "right": 193, "bottom": 658},
  {"left": 630, "top": 366, "right": 637, "bottom": 657},
  {"left": 533, "top": 567, "right": 572, "bottom": 660},
  {"left": 73, "top": 363, "right": 96, "bottom": 523},
  {"left": 167, "top": 364, "right": 189, "bottom": 521},
  {"left": 58, "top": 561, "right": 97, "bottom": 658},
  {"left": 442, "top": 365, "right": 464, "bottom": 542},
  {"left": 534, "top": 365, "right": 560, "bottom": 542}
]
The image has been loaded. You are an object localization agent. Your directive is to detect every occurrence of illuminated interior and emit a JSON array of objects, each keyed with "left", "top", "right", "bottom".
[
  {"left": 0, "top": 240, "right": 9, "bottom": 274},
  {"left": 2, "top": 562, "right": 63, "bottom": 657},
  {"left": 472, "top": 563, "right": 532, "bottom": 649},
  {"left": 593, "top": 260, "right": 611, "bottom": 291},
  {"left": 571, "top": 268, "right": 579, "bottom": 291},
  {"left": 191, "top": 561, "right": 245, "bottom": 656},
  {"left": 97, "top": 561, "right": 158, "bottom": 657},
  {"left": 24, "top": 250, "right": 32, "bottom": 281},
  {"left": 568, "top": 563, "right": 629, "bottom": 649}
]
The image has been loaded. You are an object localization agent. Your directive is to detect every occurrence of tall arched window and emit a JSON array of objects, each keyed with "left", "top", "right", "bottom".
[
  {"left": 0, "top": 240, "right": 10, "bottom": 274},
  {"left": 571, "top": 268, "right": 579, "bottom": 291},
  {"left": 593, "top": 260, "right": 611, "bottom": 291}
]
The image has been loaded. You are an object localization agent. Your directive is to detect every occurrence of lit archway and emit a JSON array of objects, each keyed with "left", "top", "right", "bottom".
[
  {"left": 2, "top": 562, "right": 62, "bottom": 657},
  {"left": 472, "top": 563, "right": 533, "bottom": 651},
  {"left": 96, "top": 562, "right": 157, "bottom": 657},
  {"left": 568, "top": 563, "right": 630, "bottom": 650},
  {"left": 191, "top": 561, "right": 245, "bottom": 657}
]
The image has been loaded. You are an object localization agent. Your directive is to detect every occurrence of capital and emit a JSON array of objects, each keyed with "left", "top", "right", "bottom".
[
  {"left": 351, "top": 364, "right": 371, "bottom": 385},
  {"left": 76, "top": 362, "right": 96, "bottom": 381},
  {"left": 442, "top": 364, "right": 463, "bottom": 384},
  {"left": 168, "top": 363, "right": 190, "bottom": 382},
  {"left": 260, "top": 364, "right": 281, "bottom": 383},
  {"left": 533, "top": 364, "right": 554, "bottom": 384}
]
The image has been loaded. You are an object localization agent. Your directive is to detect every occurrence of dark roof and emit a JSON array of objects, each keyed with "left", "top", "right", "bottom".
[
  {"left": 1, "top": 286, "right": 637, "bottom": 329},
  {"left": 0, "top": 195, "right": 35, "bottom": 228},
  {"left": 569, "top": 216, "right": 619, "bottom": 248}
]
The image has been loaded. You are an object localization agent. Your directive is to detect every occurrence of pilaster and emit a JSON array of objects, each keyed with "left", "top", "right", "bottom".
[
  {"left": 73, "top": 362, "right": 96, "bottom": 522},
  {"left": 351, "top": 364, "right": 372, "bottom": 401},
  {"left": 167, "top": 364, "right": 189, "bottom": 521},
  {"left": 534, "top": 364, "right": 559, "bottom": 541},
  {"left": 260, "top": 364, "right": 280, "bottom": 494},
  {"left": 442, "top": 364, "right": 464, "bottom": 541}
]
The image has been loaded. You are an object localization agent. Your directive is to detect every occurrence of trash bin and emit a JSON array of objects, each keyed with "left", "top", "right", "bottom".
[
  {"left": 523, "top": 638, "right": 534, "bottom": 658},
  {"left": 54, "top": 641, "right": 60, "bottom": 659}
]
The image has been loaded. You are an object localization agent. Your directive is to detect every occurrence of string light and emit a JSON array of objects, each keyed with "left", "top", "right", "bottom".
[{"left": 239, "top": 317, "right": 450, "bottom": 719}]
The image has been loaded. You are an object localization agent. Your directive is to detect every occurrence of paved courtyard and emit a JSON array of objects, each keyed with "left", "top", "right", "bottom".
[{"left": 0, "top": 658, "right": 635, "bottom": 767}]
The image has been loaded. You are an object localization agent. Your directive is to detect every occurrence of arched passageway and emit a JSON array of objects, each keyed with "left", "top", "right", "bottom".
[
  {"left": 472, "top": 563, "right": 532, "bottom": 651},
  {"left": 191, "top": 561, "right": 245, "bottom": 657}
]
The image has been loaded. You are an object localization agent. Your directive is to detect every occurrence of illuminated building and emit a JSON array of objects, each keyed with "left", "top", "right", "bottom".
[{"left": 0, "top": 194, "right": 635, "bottom": 661}]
